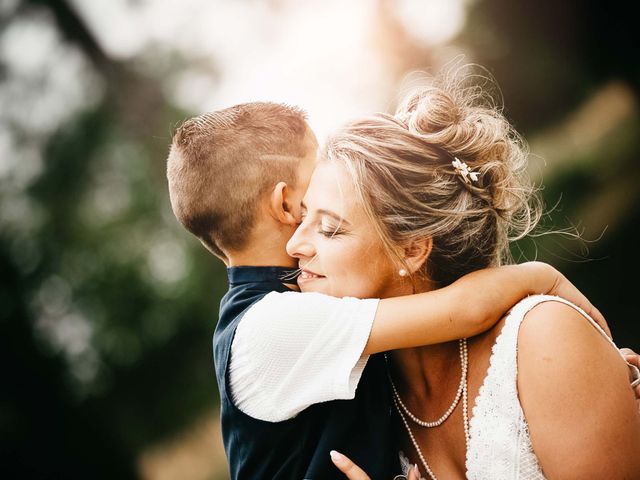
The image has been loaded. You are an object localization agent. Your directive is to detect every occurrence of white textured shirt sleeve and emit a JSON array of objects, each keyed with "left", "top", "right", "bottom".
[{"left": 229, "top": 291, "right": 379, "bottom": 422}]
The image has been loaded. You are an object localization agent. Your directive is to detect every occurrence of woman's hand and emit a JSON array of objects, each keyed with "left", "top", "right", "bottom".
[
  {"left": 330, "top": 450, "right": 420, "bottom": 480},
  {"left": 620, "top": 347, "right": 640, "bottom": 403}
]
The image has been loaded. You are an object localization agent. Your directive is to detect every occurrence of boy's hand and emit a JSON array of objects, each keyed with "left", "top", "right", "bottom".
[
  {"left": 330, "top": 450, "right": 419, "bottom": 480},
  {"left": 620, "top": 348, "right": 640, "bottom": 404},
  {"left": 527, "top": 262, "right": 610, "bottom": 337}
]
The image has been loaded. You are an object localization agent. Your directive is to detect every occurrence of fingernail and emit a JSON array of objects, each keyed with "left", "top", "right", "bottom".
[
  {"left": 414, "top": 463, "right": 419, "bottom": 472},
  {"left": 330, "top": 450, "right": 344, "bottom": 462}
]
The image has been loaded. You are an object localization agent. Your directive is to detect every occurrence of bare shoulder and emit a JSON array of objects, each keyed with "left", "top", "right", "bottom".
[
  {"left": 516, "top": 299, "right": 640, "bottom": 478},
  {"left": 517, "top": 299, "right": 627, "bottom": 396},
  {"left": 518, "top": 299, "right": 615, "bottom": 361}
]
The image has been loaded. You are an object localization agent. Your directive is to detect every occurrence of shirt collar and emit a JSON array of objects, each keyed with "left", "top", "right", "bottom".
[{"left": 226, "top": 266, "right": 299, "bottom": 285}]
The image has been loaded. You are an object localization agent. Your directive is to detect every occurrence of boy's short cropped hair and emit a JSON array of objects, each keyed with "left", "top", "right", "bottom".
[{"left": 167, "top": 102, "right": 309, "bottom": 258}]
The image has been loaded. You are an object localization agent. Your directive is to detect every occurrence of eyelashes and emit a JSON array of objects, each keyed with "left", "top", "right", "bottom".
[
  {"left": 318, "top": 226, "right": 346, "bottom": 238},
  {"left": 299, "top": 214, "right": 348, "bottom": 238}
]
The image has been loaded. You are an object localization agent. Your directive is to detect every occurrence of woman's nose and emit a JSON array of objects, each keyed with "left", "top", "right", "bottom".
[{"left": 286, "top": 223, "right": 315, "bottom": 259}]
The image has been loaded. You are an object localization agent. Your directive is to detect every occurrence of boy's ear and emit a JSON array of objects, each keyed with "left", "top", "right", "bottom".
[
  {"left": 269, "top": 181, "right": 298, "bottom": 226},
  {"left": 403, "top": 237, "right": 433, "bottom": 275}
]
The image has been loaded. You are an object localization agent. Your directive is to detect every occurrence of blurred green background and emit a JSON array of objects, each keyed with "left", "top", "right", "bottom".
[{"left": 1, "top": 0, "right": 638, "bottom": 478}]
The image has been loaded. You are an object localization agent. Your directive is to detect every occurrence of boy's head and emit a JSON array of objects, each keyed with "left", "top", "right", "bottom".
[{"left": 167, "top": 102, "right": 318, "bottom": 261}]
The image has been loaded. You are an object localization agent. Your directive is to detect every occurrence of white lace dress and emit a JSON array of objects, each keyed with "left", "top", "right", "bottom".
[{"left": 400, "top": 294, "right": 632, "bottom": 480}]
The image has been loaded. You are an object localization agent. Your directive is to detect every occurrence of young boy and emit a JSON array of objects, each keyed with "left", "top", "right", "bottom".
[{"left": 166, "top": 102, "right": 608, "bottom": 479}]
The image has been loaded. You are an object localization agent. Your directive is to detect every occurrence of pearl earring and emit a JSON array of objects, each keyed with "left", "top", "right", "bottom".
[{"left": 399, "top": 268, "right": 408, "bottom": 277}]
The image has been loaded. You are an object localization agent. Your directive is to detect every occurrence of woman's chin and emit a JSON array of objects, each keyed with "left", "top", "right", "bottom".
[
  {"left": 299, "top": 285, "right": 326, "bottom": 293},
  {"left": 298, "top": 276, "right": 328, "bottom": 293}
]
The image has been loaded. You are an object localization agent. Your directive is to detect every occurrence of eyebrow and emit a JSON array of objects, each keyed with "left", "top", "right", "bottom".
[{"left": 300, "top": 201, "right": 351, "bottom": 226}]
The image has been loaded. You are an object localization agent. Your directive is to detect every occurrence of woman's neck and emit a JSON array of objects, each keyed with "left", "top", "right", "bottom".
[
  {"left": 384, "top": 277, "right": 464, "bottom": 404},
  {"left": 389, "top": 341, "right": 462, "bottom": 404}
]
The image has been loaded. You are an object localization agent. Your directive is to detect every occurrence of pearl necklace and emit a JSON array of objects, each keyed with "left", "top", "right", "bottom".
[
  {"left": 385, "top": 338, "right": 470, "bottom": 480},
  {"left": 387, "top": 339, "right": 467, "bottom": 427}
]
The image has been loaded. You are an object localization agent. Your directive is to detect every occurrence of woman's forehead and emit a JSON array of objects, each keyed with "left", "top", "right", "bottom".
[{"left": 304, "top": 162, "right": 358, "bottom": 217}]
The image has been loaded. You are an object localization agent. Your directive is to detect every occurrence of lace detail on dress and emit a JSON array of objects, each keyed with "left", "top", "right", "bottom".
[
  {"left": 466, "top": 295, "right": 556, "bottom": 480},
  {"left": 400, "top": 295, "right": 623, "bottom": 480},
  {"left": 465, "top": 293, "right": 624, "bottom": 479}
]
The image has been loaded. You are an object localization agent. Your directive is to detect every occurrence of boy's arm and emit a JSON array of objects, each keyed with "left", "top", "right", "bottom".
[{"left": 364, "top": 261, "right": 608, "bottom": 355}]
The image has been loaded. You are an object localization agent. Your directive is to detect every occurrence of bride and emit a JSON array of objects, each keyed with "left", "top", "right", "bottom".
[{"left": 286, "top": 71, "right": 640, "bottom": 479}]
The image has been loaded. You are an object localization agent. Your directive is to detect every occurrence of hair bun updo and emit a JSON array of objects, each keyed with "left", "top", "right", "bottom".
[
  {"left": 397, "top": 77, "right": 512, "bottom": 164},
  {"left": 395, "top": 73, "right": 538, "bottom": 229},
  {"left": 398, "top": 85, "right": 462, "bottom": 135},
  {"left": 325, "top": 67, "right": 541, "bottom": 287}
]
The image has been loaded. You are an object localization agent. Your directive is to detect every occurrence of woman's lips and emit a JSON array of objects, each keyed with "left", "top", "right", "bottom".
[{"left": 297, "top": 268, "right": 325, "bottom": 283}]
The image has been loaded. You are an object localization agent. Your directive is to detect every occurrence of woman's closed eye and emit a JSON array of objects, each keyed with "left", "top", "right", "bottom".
[{"left": 318, "top": 221, "right": 347, "bottom": 238}]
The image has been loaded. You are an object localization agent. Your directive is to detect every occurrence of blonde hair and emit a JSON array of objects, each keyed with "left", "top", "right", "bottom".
[
  {"left": 325, "top": 71, "right": 541, "bottom": 287},
  {"left": 167, "top": 102, "right": 308, "bottom": 258}
]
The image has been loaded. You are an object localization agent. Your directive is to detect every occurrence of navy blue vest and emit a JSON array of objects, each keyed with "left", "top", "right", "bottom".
[{"left": 214, "top": 266, "right": 400, "bottom": 479}]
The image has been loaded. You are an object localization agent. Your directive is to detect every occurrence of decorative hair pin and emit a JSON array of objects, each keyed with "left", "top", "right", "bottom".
[{"left": 452, "top": 157, "right": 479, "bottom": 185}]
